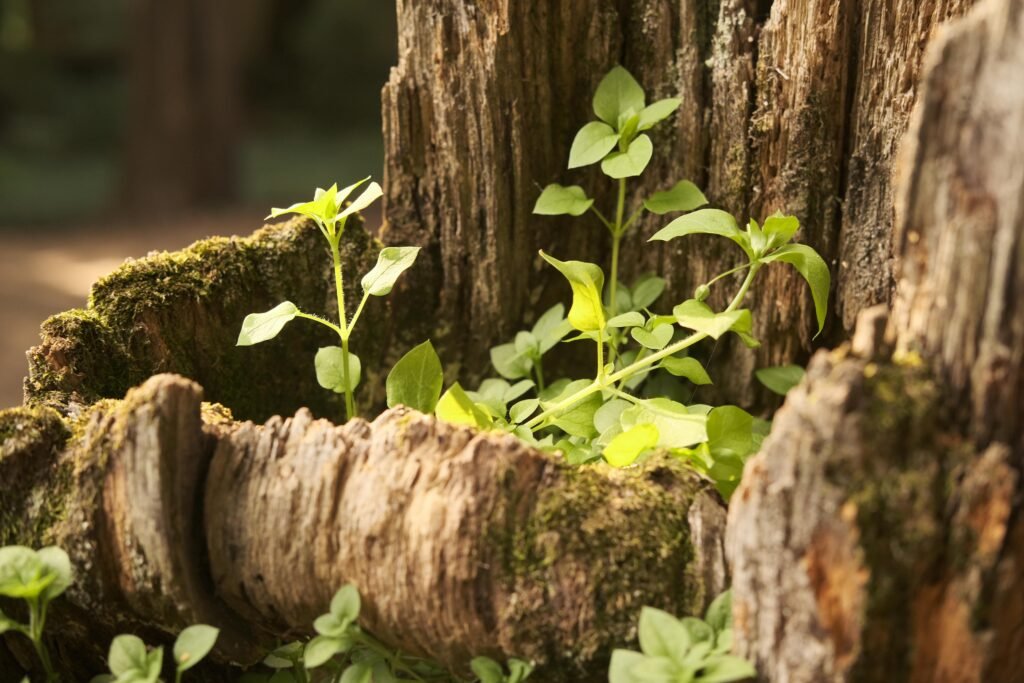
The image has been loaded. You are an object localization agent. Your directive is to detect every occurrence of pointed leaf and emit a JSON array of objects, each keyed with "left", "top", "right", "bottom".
[
  {"left": 436, "top": 383, "right": 493, "bottom": 429},
  {"left": 637, "top": 97, "right": 681, "bottom": 130},
  {"left": 630, "top": 275, "right": 667, "bottom": 309},
  {"left": 534, "top": 184, "right": 594, "bottom": 216},
  {"left": 303, "top": 635, "right": 345, "bottom": 669},
  {"left": 174, "top": 625, "right": 219, "bottom": 672},
  {"left": 604, "top": 423, "right": 659, "bottom": 467},
  {"left": 470, "top": 657, "right": 505, "bottom": 683},
  {"left": 333, "top": 177, "right": 370, "bottom": 208},
  {"left": 540, "top": 252, "right": 606, "bottom": 332},
  {"left": 661, "top": 357, "right": 712, "bottom": 385},
  {"left": 649, "top": 208, "right": 752, "bottom": 259},
  {"left": 339, "top": 182, "right": 383, "bottom": 219},
  {"left": 237, "top": 302, "right": 298, "bottom": 346},
  {"left": 673, "top": 300, "right": 748, "bottom": 340},
  {"left": 361, "top": 246, "right": 420, "bottom": 296},
  {"left": 387, "top": 341, "right": 444, "bottom": 412},
  {"left": 762, "top": 212, "right": 800, "bottom": 248},
  {"left": 607, "top": 311, "right": 646, "bottom": 328},
  {"left": 593, "top": 66, "right": 646, "bottom": 126},
  {"left": 705, "top": 590, "right": 733, "bottom": 633},
  {"left": 601, "top": 134, "right": 653, "bottom": 179},
  {"left": 761, "top": 243, "right": 830, "bottom": 335},
  {"left": 638, "top": 607, "right": 692, "bottom": 659},
  {"left": 315, "top": 347, "right": 361, "bottom": 393},
  {"left": 621, "top": 398, "right": 707, "bottom": 448},
  {"left": 755, "top": 365, "right": 805, "bottom": 396},
  {"left": 643, "top": 180, "right": 708, "bottom": 215},
  {"left": 568, "top": 121, "right": 620, "bottom": 168},
  {"left": 109, "top": 635, "right": 149, "bottom": 676}
]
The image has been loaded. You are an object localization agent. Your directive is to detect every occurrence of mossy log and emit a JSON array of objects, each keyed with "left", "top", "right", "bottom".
[
  {"left": 2, "top": 211, "right": 728, "bottom": 680},
  {"left": 727, "top": 0, "right": 1024, "bottom": 680}
]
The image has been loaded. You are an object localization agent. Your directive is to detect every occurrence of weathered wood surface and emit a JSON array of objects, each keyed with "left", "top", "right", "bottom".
[
  {"left": 727, "top": 0, "right": 1024, "bottom": 680},
  {"left": 381, "top": 0, "right": 975, "bottom": 402},
  {"left": 2, "top": 374, "right": 728, "bottom": 680}
]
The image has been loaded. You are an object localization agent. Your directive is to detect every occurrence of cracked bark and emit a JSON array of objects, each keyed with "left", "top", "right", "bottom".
[{"left": 728, "top": 0, "right": 1024, "bottom": 680}]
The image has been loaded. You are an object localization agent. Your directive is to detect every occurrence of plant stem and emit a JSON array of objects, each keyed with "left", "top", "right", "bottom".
[
  {"left": 533, "top": 359, "right": 546, "bottom": 393},
  {"left": 296, "top": 312, "right": 344, "bottom": 337},
  {"left": 354, "top": 633, "right": 426, "bottom": 682},
  {"left": 608, "top": 178, "right": 627, "bottom": 319},
  {"left": 329, "top": 237, "right": 356, "bottom": 420},
  {"left": 29, "top": 599, "right": 56, "bottom": 683},
  {"left": 596, "top": 329, "right": 605, "bottom": 381},
  {"left": 526, "top": 264, "right": 760, "bottom": 430}
]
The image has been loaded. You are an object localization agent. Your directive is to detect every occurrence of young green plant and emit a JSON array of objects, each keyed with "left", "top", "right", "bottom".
[{"left": 237, "top": 179, "right": 420, "bottom": 421}]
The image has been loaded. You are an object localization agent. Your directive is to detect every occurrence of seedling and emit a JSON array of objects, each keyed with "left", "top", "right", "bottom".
[
  {"left": 431, "top": 66, "right": 829, "bottom": 499},
  {"left": 238, "top": 179, "right": 420, "bottom": 421}
]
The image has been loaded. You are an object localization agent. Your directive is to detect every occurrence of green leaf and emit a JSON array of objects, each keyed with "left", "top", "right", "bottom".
[
  {"left": 762, "top": 212, "right": 800, "bottom": 248},
  {"left": 532, "top": 303, "right": 572, "bottom": 353},
  {"left": 631, "top": 323, "right": 673, "bottom": 350},
  {"left": 681, "top": 617, "right": 715, "bottom": 645},
  {"left": 0, "top": 610, "right": 22, "bottom": 635},
  {"left": 533, "top": 184, "right": 594, "bottom": 217},
  {"left": 490, "top": 342, "right": 533, "bottom": 380},
  {"left": 315, "top": 347, "right": 362, "bottom": 393},
  {"left": 339, "top": 663, "right": 373, "bottom": 683},
  {"left": 539, "top": 252, "right": 606, "bottom": 332},
  {"left": 338, "top": 181, "right": 383, "bottom": 220},
  {"left": 594, "top": 398, "right": 630, "bottom": 435},
  {"left": 36, "top": 546, "right": 72, "bottom": 602},
  {"left": 593, "top": 66, "right": 646, "bottom": 126},
  {"left": 361, "top": 246, "right": 421, "bottom": 296},
  {"left": 470, "top": 656, "right": 505, "bottom": 683},
  {"left": 507, "top": 658, "right": 534, "bottom": 683},
  {"left": 332, "top": 176, "right": 370, "bottom": 209},
  {"left": 630, "top": 655, "right": 681, "bottom": 680},
  {"left": 706, "top": 406, "right": 755, "bottom": 457},
  {"left": 510, "top": 399, "right": 540, "bottom": 424},
  {"left": 303, "top": 635, "right": 346, "bottom": 668},
  {"left": 0, "top": 546, "right": 52, "bottom": 599},
  {"left": 638, "top": 607, "right": 692, "bottom": 660},
  {"left": 607, "top": 312, "right": 645, "bottom": 328},
  {"left": 330, "top": 584, "right": 361, "bottom": 624},
  {"left": 268, "top": 671, "right": 299, "bottom": 683},
  {"left": 621, "top": 399, "right": 707, "bottom": 449},
  {"left": 236, "top": 302, "right": 299, "bottom": 346},
  {"left": 387, "top": 341, "right": 444, "bottom": 413},
  {"left": 760, "top": 243, "right": 830, "bottom": 335},
  {"left": 661, "top": 357, "right": 712, "bottom": 385},
  {"left": 173, "top": 625, "right": 218, "bottom": 672},
  {"left": 601, "top": 134, "right": 653, "bottom": 179},
  {"left": 89, "top": 676, "right": 116, "bottom": 683},
  {"left": 109, "top": 634, "right": 149, "bottom": 676},
  {"left": 673, "top": 300, "right": 749, "bottom": 340},
  {"left": 436, "top": 383, "right": 493, "bottom": 429},
  {"left": 637, "top": 98, "right": 681, "bottom": 130},
  {"left": 313, "top": 613, "right": 347, "bottom": 637},
  {"left": 705, "top": 590, "right": 733, "bottom": 633},
  {"left": 630, "top": 275, "right": 667, "bottom": 310},
  {"left": 699, "top": 655, "right": 757, "bottom": 682},
  {"left": 608, "top": 649, "right": 647, "bottom": 683},
  {"left": 643, "top": 180, "right": 708, "bottom": 215},
  {"left": 604, "top": 423, "right": 660, "bottom": 467},
  {"left": 755, "top": 365, "right": 805, "bottom": 396},
  {"left": 568, "top": 121, "right": 620, "bottom": 168},
  {"left": 553, "top": 392, "right": 603, "bottom": 439},
  {"left": 649, "top": 209, "right": 753, "bottom": 259}
]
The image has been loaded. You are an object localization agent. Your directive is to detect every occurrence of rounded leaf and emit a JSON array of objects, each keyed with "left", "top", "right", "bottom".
[
  {"left": 237, "top": 302, "right": 298, "bottom": 346},
  {"left": 568, "top": 121, "right": 619, "bottom": 168},
  {"left": 330, "top": 584, "right": 361, "bottom": 624},
  {"left": 315, "top": 347, "right": 362, "bottom": 393},
  {"left": 173, "top": 624, "right": 219, "bottom": 671},
  {"left": 361, "top": 246, "right": 421, "bottom": 296}
]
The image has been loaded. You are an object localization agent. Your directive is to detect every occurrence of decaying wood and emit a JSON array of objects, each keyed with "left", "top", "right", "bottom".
[
  {"left": 727, "top": 0, "right": 1024, "bottom": 680},
  {"left": 381, "top": 0, "right": 975, "bottom": 403},
  {"left": 2, "top": 374, "right": 728, "bottom": 680}
]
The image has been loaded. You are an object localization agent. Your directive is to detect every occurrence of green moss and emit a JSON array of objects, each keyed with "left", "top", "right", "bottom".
[
  {"left": 24, "top": 216, "right": 386, "bottom": 423},
  {"left": 0, "top": 406, "right": 73, "bottom": 547},
  {"left": 496, "top": 456, "right": 705, "bottom": 679}
]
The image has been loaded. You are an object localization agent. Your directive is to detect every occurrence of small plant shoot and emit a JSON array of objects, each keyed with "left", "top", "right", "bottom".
[
  {"left": 429, "top": 65, "right": 829, "bottom": 502},
  {"left": 238, "top": 178, "right": 421, "bottom": 421}
]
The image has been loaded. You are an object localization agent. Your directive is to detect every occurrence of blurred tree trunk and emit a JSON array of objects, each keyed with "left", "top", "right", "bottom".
[
  {"left": 120, "top": 0, "right": 241, "bottom": 213},
  {"left": 381, "top": 0, "right": 974, "bottom": 403}
]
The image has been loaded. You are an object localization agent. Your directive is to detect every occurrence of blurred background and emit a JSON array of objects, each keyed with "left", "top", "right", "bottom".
[{"left": 0, "top": 0, "right": 397, "bottom": 407}]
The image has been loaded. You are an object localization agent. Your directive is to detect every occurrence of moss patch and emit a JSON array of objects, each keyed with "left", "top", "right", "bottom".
[
  {"left": 24, "top": 216, "right": 387, "bottom": 422},
  {"left": 0, "top": 406, "right": 72, "bottom": 547}
]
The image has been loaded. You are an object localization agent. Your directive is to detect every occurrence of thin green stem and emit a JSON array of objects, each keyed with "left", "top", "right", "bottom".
[
  {"left": 606, "top": 386, "right": 642, "bottom": 404},
  {"left": 354, "top": 633, "right": 425, "bottom": 682},
  {"left": 347, "top": 290, "right": 372, "bottom": 333},
  {"left": 621, "top": 206, "right": 645, "bottom": 233},
  {"left": 589, "top": 206, "right": 615, "bottom": 232},
  {"left": 29, "top": 598, "right": 56, "bottom": 683},
  {"left": 329, "top": 237, "right": 356, "bottom": 420},
  {"left": 705, "top": 262, "right": 753, "bottom": 289},
  {"left": 526, "top": 264, "right": 759, "bottom": 431},
  {"left": 608, "top": 178, "right": 627, "bottom": 319},
  {"left": 533, "top": 359, "right": 546, "bottom": 393},
  {"left": 295, "top": 311, "right": 343, "bottom": 337},
  {"left": 596, "top": 329, "right": 605, "bottom": 381}
]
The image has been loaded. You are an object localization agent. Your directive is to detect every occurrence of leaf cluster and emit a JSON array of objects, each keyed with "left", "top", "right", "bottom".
[
  {"left": 609, "top": 591, "right": 754, "bottom": 683},
  {"left": 91, "top": 626, "right": 219, "bottom": 683}
]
